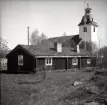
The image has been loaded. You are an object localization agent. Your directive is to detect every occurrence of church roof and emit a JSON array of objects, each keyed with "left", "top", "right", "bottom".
[
  {"left": 78, "top": 14, "right": 98, "bottom": 26},
  {"left": 78, "top": 4, "right": 98, "bottom": 27}
]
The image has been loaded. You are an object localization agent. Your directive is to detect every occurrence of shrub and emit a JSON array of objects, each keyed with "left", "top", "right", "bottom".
[{"left": 35, "top": 65, "right": 46, "bottom": 72}]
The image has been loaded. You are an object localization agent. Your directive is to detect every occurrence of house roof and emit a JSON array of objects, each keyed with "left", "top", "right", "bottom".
[
  {"left": 21, "top": 44, "right": 91, "bottom": 57},
  {"left": 6, "top": 35, "right": 92, "bottom": 58}
]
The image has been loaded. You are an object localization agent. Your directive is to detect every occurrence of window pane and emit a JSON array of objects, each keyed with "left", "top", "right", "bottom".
[
  {"left": 49, "top": 58, "right": 51, "bottom": 63},
  {"left": 46, "top": 58, "right": 48, "bottom": 64},
  {"left": 18, "top": 55, "right": 23, "bottom": 65},
  {"left": 94, "top": 27, "right": 95, "bottom": 32},
  {"left": 45, "top": 58, "right": 52, "bottom": 65},
  {"left": 83, "top": 27, "right": 87, "bottom": 32}
]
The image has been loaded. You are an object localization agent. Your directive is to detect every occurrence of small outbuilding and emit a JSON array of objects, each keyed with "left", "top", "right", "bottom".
[{"left": 6, "top": 35, "right": 96, "bottom": 73}]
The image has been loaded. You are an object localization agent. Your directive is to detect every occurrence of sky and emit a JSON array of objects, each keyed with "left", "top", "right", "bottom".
[{"left": 0, "top": 0, "right": 107, "bottom": 49}]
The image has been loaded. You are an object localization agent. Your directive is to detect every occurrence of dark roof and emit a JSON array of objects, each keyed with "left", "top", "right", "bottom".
[
  {"left": 21, "top": 44, "right": 91, "bottom": 57},
  {"left": 49, "top": 35, "right": 78, "bottom": 43},
  {"left": 49, "top": 34, "right": 82, "bottom": 45},
  {"left": 78, "top": 14, "right": 98, "bottom": 27},
  {"left": 6, "top": 35, "right": 91, "bottom": 57}
]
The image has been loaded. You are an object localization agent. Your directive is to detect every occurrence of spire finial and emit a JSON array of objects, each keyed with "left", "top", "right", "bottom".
[{"left": 87, "top": 3, "right": 89, "bottom": 8}]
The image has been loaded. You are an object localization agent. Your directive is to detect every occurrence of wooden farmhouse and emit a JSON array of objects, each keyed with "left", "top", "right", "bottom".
[
  {"left": 6, "top": 35, "right": 96, "bottom": 73},
  {"left": 6, "top": 4, "right": 97, "bottom": 73}
]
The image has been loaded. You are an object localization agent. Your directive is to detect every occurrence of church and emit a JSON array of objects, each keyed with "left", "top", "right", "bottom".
[
  {"left": 6, "top": 4, "right": 98, "bottom": 73},
  {"left": 78, "top": 4, "right": 98, "bottom": 44}
]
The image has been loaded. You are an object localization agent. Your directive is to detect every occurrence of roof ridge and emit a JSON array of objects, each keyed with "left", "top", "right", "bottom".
[{"left": 49, "top": 34, "right": 79, "bottom": 39}]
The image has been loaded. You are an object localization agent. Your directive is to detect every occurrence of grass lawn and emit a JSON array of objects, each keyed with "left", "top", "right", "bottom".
[{"left": 0, "top": 70, "right": 94, "bottom": 105}]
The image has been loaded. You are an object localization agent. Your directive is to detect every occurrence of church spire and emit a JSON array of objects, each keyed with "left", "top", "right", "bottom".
[
  {"left": 87, "top": 3, "right": 89, "bottom": 8},
  {"left": 85, "top": 3, "right": 92, "bottom": 14},
  {"left": 78, "top": 3, "right": 98, "bottom": 27}
]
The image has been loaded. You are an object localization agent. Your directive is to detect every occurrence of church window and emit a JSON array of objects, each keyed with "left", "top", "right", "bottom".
[
  {"left": 93, "top": 27, "right": 95, "bottom": 32},
  {"left": 83, "top": 27, "right": 87, "bottom": 32}
]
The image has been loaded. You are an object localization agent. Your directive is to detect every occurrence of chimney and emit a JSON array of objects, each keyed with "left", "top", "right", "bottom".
[
  {"left": 54, "top": 42, "right": 62, "bottom": 52},
  {"left": 77, "top": 44, "right": 80, "bottom": 53},
  {"left": 27, "top": 27, "right": 30, "bottom": 45}
]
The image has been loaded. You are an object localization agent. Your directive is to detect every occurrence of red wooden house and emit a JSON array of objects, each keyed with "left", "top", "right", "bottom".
[{"left": 6, "top": 35, "right": 96, "bottom": 73}]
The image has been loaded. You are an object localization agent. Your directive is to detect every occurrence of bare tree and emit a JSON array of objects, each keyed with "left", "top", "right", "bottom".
[
  {"left": 30, "top": 29, "right": 48, "bottom": 46},
  {"left": 63, "top": 32, "right": 67, "bottom": 36},
  {"left": 30, "top": 29, "right": 41, "bottom": 45},
  {"left": 0, "top": 37, "right": 9, "bottom": 57},
  {"left": 96, "top": 34, "right": 104, "bottom": 68},
  {"left": 91, "top": 41, "right": 98, "bottom": 53},
  {"left": 79, "top": 41, "right": 98, "bottom": 53},
  {"left": 41, "top": 32, "right": 47, "bottom": 40},
  {"left": 97, "top": 34, "right": 103, "bottom": 49},
  {"left": 0, "top": 37, "right": 9, "bottom": 70}
]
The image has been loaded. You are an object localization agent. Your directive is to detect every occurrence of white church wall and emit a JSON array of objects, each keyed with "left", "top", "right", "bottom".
[
  {"left": 79, "top": 25, "right": 91, "bottom": 42},
  {"left": 91, "top": 25, "right": 98, "bottom": 45}
]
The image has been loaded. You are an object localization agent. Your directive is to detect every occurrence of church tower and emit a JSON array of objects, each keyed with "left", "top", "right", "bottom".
[{"left": 78, "top": 4, "right": 98, "bottom": 44}]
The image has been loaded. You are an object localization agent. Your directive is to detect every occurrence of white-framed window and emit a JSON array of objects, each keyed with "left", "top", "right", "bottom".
[
  {"left": 45, "top": 58, "right": 52, "bottom": 66},
  {"left": 72, "top": 58, "right": 78, "bottom": 65},
  {"left": 18, "top": 55, "right": 23, "bottom": 65},
  {"left": 87, "top": 59, "right": 91, "bottom": 64},
  {"left": 1, "top": 58, "right": 7, "bottom": 66}
]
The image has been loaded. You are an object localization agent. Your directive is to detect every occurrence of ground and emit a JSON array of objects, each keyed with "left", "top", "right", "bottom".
[{"left": 1, "top": 69, "right": 107, "bottom": 105}]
